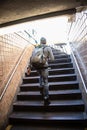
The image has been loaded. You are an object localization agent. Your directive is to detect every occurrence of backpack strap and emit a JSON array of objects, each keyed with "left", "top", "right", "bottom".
[
  {"left": 42, "top": 46, "right": 48, "bottom": 61},
  {"left": 43, "top": 46, "right": 46, "bottom": 53}
]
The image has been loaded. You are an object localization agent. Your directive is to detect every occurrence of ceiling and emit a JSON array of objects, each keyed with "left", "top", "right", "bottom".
[{"left": 0, "top": 0, "right": 87, "bottom": 27}]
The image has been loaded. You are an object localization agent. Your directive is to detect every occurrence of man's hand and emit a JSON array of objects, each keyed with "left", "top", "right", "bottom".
[{"left": 27, "top": 67, "right": 31, "bottom": 75}]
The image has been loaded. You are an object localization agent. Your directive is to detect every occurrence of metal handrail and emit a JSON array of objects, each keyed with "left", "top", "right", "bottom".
[
  {"left": 68, "top": 43, "right": 87, "bottom": 93},
  {"left": 0, "top": 45, "right": 28, "bottom": 101},
  {"left": 54, "top": 43, "right": 87, "bottom": 93}
]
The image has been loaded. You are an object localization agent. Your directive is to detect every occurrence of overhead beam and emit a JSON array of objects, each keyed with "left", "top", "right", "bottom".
[{"left": 0, "top": 8, "right": 76, "bottom": 28}]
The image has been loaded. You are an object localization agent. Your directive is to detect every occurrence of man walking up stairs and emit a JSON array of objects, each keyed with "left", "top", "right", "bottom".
[{"left": 7, "top": 44, "right": 87, "bottom": 130}]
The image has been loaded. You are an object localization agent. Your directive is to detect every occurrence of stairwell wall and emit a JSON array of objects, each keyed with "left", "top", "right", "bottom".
[
  {"left": 68, "top": 8, "right": 87, "bottom": 111},
  {"left": 0, "top": 33, "right": 34, "bottom": 130}
]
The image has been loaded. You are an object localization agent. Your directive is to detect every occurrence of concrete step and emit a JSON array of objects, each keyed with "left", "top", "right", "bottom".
[
  {"left": 53, "top": 54, "right": 70, "bottom": 59},
  {"left": 23, "top": 74, "right": 77, "bottom": 84},
  {"left": 13, "top": 100, "right": 84, "bottom": 112},
  {"left": 48, "top": 57, "right": 71, "bottom": 63},
  {"left": 20, "top": 81, "right": 79, "bottom": 91},
  {"left": 8, "top": 125, "right": 84, "bottom": 130},
  {"left": 48, "top": 62, "right": 73, "bottom": 69},
  {"left": 9, "top": 112, "right": 87, "bottom": 127},
  {"left": 26, "top": 68, "right": 75, "bottom": 77},
  {"left": 31, "top": 62, "right": 73, "bottom": 70},
  {"left": 17, "top": 89, "right": 82, "bottom": 101}
]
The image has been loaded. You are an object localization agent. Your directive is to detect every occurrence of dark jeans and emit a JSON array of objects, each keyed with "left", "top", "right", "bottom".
[{"left": 37, "top": 68, "right": 49, "bottom": 99}]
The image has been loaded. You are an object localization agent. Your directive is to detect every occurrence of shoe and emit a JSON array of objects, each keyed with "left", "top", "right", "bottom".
[{"left": 44, "top": 98, "right": 50, "bottom": 106}]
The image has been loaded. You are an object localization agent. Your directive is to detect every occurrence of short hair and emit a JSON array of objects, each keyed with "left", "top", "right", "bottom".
[{"left": 40, "top": 37, "right": 46, "bottom": 44}]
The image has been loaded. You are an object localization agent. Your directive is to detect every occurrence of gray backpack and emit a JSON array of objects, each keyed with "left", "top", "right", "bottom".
[{"left": 30, "top": 46, "right": 47, "bottom": 68}]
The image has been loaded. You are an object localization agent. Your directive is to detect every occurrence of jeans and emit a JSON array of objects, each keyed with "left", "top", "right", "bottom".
[{"left": 37, "top": 68, "right": 49, "bottom": 99}]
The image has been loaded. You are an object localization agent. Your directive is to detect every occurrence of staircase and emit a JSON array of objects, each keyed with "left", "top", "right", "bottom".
[{"left": 8, "top": 47, "right": 87, "bottom": 130}]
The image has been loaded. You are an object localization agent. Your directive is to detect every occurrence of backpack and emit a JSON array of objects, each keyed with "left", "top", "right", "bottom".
[{"left": 30, "top": 46, "right": 47, "bottom": 69}]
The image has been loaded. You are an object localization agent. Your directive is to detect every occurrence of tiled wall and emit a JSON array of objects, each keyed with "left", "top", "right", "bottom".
[
  {"left": 0, "top": 32, "right": 34, "bottom": 129},
  {"left": 68, "top": 9, "right": 87, "bottom": 86},
  {"left": 0, "top": 33, "right": 28, "bottom": 96}
]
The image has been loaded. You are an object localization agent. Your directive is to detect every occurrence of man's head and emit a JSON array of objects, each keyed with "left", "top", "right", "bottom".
[{"left": 40, "top": 37, "right": 46, "bottom": 44}]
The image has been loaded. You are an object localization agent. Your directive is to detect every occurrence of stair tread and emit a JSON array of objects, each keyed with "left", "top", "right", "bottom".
[
  {"left": 50, "top": 57, "right": 71, "bottom": 60},
  {"left": 21, "top": 81, "right": 79, "bottom": 87},
  {"left": 24, "top": 74, "right": 77, "bottom": 79},
  {"left": 49, "top": 58, "right": 71, "bottom": 61},
  {"left": 9, "top": 125, "right": 83, "bottom": 130},
  {"left": 18, "top": 89, "right": 81, "bottom": 95},
  {"left": 49, "top": 62, "right": 72, "bottom": 65},
  {"left": 10, "top": 112, "right": 85, "bottom": 120},
  {"left": 54, "top": 54, "right": 67, "bottom": 56},
  {"left": 14, "top": 100, "right": 84, "bottom": 106},
  {"left": 31, "top": 68, "right": 75, "bottom": 73},
  {"left": 54, "top": 55, "right": 69, "bottom": 57}
]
